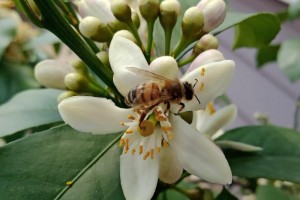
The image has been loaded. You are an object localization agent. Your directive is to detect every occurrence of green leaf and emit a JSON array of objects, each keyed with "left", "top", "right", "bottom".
[
  {"left": 215, "top": 188, "right": 238, "bottom": 200},
  {"left": 232, "top": 13, "right": 280, "bottom": 49},
  {"left": 256, "top": 45, "right": 280, "bottom": 68},
  {"left": 256, "top": 184, "right": 297, "bottom": 200},
  {"left": 0, "top": 89, "right": 63, "bottom": 137},
  {"left": 157, "top": 190, "right": 189, "bottom": 200},
  {"left": 217, "top": 125, "right": 300, "bottom": 184},
  {"left": 277, "top": 38, "right": 300, "bottom": 82},
  {"left": 0, "top": 18, "right": 17, "bottom": 58},
  {"left": 0, "top": 125, "right": 125, "bottom": 200},
  {"left": 0, "top": 61, "right": 39, "bottom": 104}
]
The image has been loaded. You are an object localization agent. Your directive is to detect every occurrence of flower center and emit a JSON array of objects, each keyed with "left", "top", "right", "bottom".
[{"left": 119, "top": 104, "right": 174, "bottom": 160}]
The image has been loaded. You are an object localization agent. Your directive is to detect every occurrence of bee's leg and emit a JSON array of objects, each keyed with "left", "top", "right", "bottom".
[
  {"left": 164, "top": 102, "right": 170, "bottom": 114},
  {"left": 177, "top": 102, "right": 185, "bottom": 114}
]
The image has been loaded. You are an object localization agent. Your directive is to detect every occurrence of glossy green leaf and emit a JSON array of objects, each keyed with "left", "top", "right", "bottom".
[
  {"left": 256, "top": 184, "right": 297, "bottom": 200},
  {"left": 288, "top": 0, "right": 300, "bottom": 20},
  {"left": 278, "top": 38, "right": 300, "bottom": 82},
  {"left": 256, "top": 45, "right": 280, "bottom": 68},
  {"left": 232, "top": 13, "right": 280, "bottom": 49},
  {"left": 0, "top": 61, "right": 39, "bottom": 104},
  {"left": 0, "top": 125, "right": 124, "bottom": 200},
  {"left": 215, "top": 188, "right": 238, "bottom": 200},
  {"left": 0, "top": 89, "right": 62, "bottom": 137},
  {"left": 0, "top": 18, "right": 17, "bottom": 58},
  {"left": 217, "top": 125, "right": 300, "bottom": 184}
]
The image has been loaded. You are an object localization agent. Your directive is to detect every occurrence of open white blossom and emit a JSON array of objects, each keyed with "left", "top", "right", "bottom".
[
  {"left": 58, "top": 36, "right": 235, "bottom": 200},
  {"left": 192, "top": 103, "right": 263, "bottom": 152}
]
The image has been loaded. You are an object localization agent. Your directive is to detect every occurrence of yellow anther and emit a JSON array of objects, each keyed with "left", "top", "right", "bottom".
[
  {"left": 201, "top": 68, "right": 206, "bottom": 76},
  {"left": 200, "top": 82, "right": 204, "bottom": 91},
  {"left": 66, "top": 181, "right": 73, "bottom": 186},
  {"left": 168, "top": 133, "right": 174, "bottom": 140},
  {"left": 150, "top": 149, "right": 154, "bottom": 159},
  {"left": 161, "top": 126, "right": 172, "bottom": 133},
  {"left": 120, "top": 122, "right": 125, "bottom": 126},
  {"left": 163, "top": 140, "right": 169, "bottom": 147},
  {"left": 157, "top": 147, "right": 161, "bottom": 153},
  {"left": 143, "top": 151, "right": 150, "bottom": 160},
  {"left": 119, "top": 139, "right": 124, "bottom": 147},
  {"left": 131, "top": 149, "right": 136, "bottom": 155},
  {"left": 125, "top": 139, "right": 129, "bottom": 151},
  {"left": 139, "top": 145, "right": 143, "bottom": 155},
  {"left": 125, "top": 129, "right": 134, "bottom": 134},
  {"left": 128, "top": 115, "right": 135, "bottom": 120},
  {"left": 207, "top": 102, "right": 216, "bottom": 115}
]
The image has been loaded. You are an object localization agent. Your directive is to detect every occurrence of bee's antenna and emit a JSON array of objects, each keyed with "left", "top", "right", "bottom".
[
  {"left": 193, "top": 79, "right": 198, "bottom": 88},
  {"left": 194, "top": 95, "right": 201, "bottom": 104}
]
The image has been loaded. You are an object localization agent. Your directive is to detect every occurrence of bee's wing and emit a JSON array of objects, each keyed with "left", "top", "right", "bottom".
[{"left": 126, "top": 67, "right": 170, "bottom": 81}]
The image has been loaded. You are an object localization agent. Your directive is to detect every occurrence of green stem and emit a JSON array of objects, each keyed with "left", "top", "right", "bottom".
[
  {"left": 146, "top": 20, "right": 154, "bottom": 62},
  {"left": 128, "top": 21, "right": 145, "bottom": 52},
  {"left": 172, "top": 36, "right": 190, "bottom": 58},
  {"left": 32, "top": 0, "right": 123, "bottom": 105},
  {"left": 53, "top": 134, "right": 122, "bottom": 200},
  {"left": 173, "top": 186, "right": 190, "bottom": 198},
  {"left": 178, "top": 54, "right": 196, "bottom": 67},
  {"left": 164, "top": 27, "right": 173, "bottom": 56}
]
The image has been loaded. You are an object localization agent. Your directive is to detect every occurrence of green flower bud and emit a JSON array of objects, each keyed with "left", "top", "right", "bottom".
[
  {"left": 138, "top": 0, "right": 160, "bottom": 22},
  {"left": 71, "top": 58, "right": 88, "bottom": 74},
  {"left": 132, "top": 10, "right": 140, "bottom": 28},
  {"left": 79, "top": 16, "right": 113, "bottom": 42},
  {"left": 159, "top": 0, "right": 180, "bottom": 30},
  {"left": 108, "top": 20, "right": 129, "bottom": 32},
  {"left": 57, "top": 91, "right": 78, "bottom": 103},
  {"left": 114, "top": 30, "right": 137, "bottom": 43},
  {"left": 64, "top": 73, "right": 88, "bottom": 92},
  {"left": 111, "top": 0, "right": 132, "bottom": 23},
  {"left": 193, "top": 34, "right": 219, "bottom": 55},
  {"left": 182, "top": 7, "right": 204, "bottom": 39}
]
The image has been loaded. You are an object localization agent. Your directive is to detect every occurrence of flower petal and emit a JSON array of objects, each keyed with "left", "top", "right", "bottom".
[
  {"left": 58, "top": 96, "right": 131, "bottom": 134},
  {"left": 216, "top": 140, "right": 263, "bottom": 152},
  {"left": 194, "top": 104, "right": 237, "bottom": 138},
  {"left": 172, "top": 60, "right": 235, "bottom": 112},
  {"left": 169, "top": 114, "right": 232, "bottom": 184},
  {"left": 120, "top": 153, "right": 159, "bottom": 200},
  {"left": 78, "top": 0, "right": 115, "bottom": 23},
  {"left": 159, "top": 146, "right": 183, "bottom": 184}
]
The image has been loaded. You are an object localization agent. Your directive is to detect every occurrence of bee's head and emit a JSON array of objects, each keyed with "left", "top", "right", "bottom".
[{"left": 183, "top": 82, "right": 193, "bottom": 100}]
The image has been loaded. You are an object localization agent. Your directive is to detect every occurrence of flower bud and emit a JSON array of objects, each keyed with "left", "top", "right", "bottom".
[
  {"left": 0, "top": 138, "right": 6, "bottom": 147},
  {"left": 96, "top": 51, "right": 110, "bottom": 67},
  {"left": 150, "top": 56, "right": 178, "bottom": 80},
  {"left": 193, "top": 34, "right": 219, "bottom": 55},
  {"left": 57, "top": 91, "right": 78, "bottom": 103},
  {"left": 159, "top": 0, "right": 180, "bottom": 30},
  {"left": 79, "top": 16, "right": 113, "bottom": 42},
  {"left": 138, "top": 0, "right": 160, "bottom": 22},
  {"left": 35, "top": 60, "right": 74, "bottom": 89},
  {"left": 64, "top": 73, "right": 103, "bottom": 94},
  {"left": 197, "top": 0, "right": 226, "bottom": 32},
  {"left": 108, "top": 20, "right": 129, "bottom": 32},
  {"left": 71, "top": 58, "right": 88, "bottom": 74},
  {"left": 111, "top": 0, "right": 132, "bottom": 23},
  {"left": 182, "top": 7, "right": 204, "bottom": 39},
  {"left": 132, "top": 10, "right": 140, "bottom": 28},
  {"left": 114, "top": 30, "right": 137, "bottom": 43},
  {"left": 187, "top": 49, "right": 224, "bottom": 73}
]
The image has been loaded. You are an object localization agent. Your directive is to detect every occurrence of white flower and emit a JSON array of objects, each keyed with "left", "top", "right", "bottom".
[
  {"left": 192, "top": 103, "right": 263, "bottom": 152},
  {"left": 58, "top": 36, "right": 235, "bottom": 200}
]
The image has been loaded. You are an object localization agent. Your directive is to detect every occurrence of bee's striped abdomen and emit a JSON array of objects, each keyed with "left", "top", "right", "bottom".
[{"left": 126, "top": 82, "right": 161, "bottom": 106}]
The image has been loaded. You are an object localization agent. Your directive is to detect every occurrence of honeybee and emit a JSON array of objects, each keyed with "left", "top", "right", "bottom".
[{"left": 125, "top": 67, "right": 200, "bottom": 122}]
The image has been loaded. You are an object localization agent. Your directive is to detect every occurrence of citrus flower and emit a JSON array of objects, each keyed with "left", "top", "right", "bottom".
[
  {"left": 192, "top": 103, "right": 263, "bottom": 152},
  {"left": 58, "top": 35, "right": 235, "bottom": 200}
]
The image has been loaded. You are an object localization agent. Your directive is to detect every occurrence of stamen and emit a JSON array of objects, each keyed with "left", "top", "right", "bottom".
[
  {"left": 143, "top": 151, "right": 150, "bottom": 160},
  {"left": 131, "top": 149, "right": 136, "bottom": 155},
  {"left": 156, "top": 147, "right": 161, "bottom": 153},
  {"left": 200, "top": 82, "right": 204, "bottom": 91},
  {"left": 207, "top": 102, "right": 216, "bottom": 115},
  {"left": 119, "top": 138, "right": 124, "bottom": 147},
  {"left": 128, "top": 115, "right": 135, "bottom": 120},
  {"left": 66, "top": 181, "right": 73, "bottom": 186},
  {"left": 125, "top": 129, "right": 134, "bottom": 134},
  {"left": 201, "top": 68, "right": 206, "bottom": 76},
  {"left": 150, "top": 149, "right": 154, "bottom": 159},
  {"left": 125, "top": 139, "right": 129, "bottom": 153},
  {"left": 163, "top": 140, "right": 169, "bottom": 147},
  {"left": 161, "top": 126, "right": 172, "bottom": 133},
  {"left": 139, "top": 145, "right": 143, "bottom": 155},
  {"left": 168, "top": 132, "right": 174, "bottom": 140},
  {"left": 120, "top": 122, "right": 125, "bottom": 126}
]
